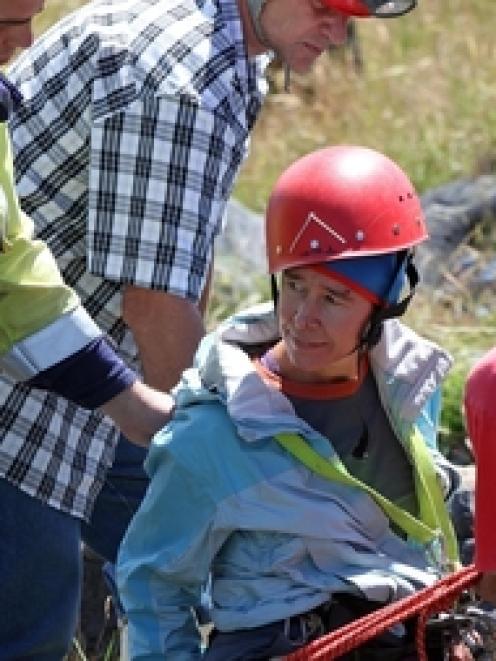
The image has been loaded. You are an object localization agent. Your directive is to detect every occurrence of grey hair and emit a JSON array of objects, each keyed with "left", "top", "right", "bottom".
[{"left": 245, "top": 0, "right": 291, "bottom": 91}]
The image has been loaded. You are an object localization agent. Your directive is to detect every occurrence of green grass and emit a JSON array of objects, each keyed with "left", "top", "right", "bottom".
[
  {"left": 403, "top": 292, "right": 496, "bottom": 454},
  {"left": 234, "top": 0, "right": 496, "bottom": 211}
]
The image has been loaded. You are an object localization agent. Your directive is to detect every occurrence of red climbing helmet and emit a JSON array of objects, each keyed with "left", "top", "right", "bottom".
[
  {"left": 322, "top": 0, "right": 417, "bottom": 17},
  {"left": 266, "top": 145, "right": 427, "bottom": 274}
]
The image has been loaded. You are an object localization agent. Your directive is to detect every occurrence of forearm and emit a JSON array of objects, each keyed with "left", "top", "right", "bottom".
[
  {"left": 123, "top": 285, "right": 206, "bottom": 392},
  {"left": 24, "top": 335, "right": 173, "bottom": 444},
  {"left": 101, "top": 380, "right": 175, "bottom": 446}
]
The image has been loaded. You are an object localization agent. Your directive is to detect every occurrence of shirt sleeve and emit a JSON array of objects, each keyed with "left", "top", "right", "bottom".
[
  {"left": 117, "top": 418, "right": 222, "bottom": 660},
  {"left": 87, "top": 93, "right": 245, "bottom": 302},
  {"left": 27, "top": 336, "right": 137, "bottom": 409},
  {"left": 0, "top": 119, "right": 137, "bottom": 401},
  {"left": 464, "top": 347, "right": 496, "bottom": 571}
]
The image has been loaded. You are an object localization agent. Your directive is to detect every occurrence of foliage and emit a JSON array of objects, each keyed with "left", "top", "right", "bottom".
[{"left": 439, "top": 364, "right": 470, "bottom": 456}]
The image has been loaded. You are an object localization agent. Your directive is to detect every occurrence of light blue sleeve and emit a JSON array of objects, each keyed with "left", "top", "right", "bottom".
[{"left": 116, "top": 424, "right": 222, "bottom": 661}]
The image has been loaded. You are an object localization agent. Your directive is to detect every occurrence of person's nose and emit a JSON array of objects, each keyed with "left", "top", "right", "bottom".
[
  {"left": 321, "top": 11, "right": 349, "bottom": 47},
  {"left": 293, "top": 298, "right": 321, "bottom": 330}
]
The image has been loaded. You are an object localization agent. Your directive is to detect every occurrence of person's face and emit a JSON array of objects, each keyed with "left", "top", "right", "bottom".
[
  {"left": 260, "top": 0, "right": 349, "bottom": 74},
  {"left": 0, "top": 0, "right": 44, "bottom": 64},
  {"left": 278, "top": 266, "right": 373, "bottom": 382}
]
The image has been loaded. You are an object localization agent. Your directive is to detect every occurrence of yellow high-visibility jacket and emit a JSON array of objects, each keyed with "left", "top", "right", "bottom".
[{"left": 0, "top": 122, "right": 100, "bottom": 380}]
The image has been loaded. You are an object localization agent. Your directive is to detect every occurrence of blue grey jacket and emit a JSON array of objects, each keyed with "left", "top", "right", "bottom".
[{"left": 117, "top": 304, "right": 454, "bottom": 660}]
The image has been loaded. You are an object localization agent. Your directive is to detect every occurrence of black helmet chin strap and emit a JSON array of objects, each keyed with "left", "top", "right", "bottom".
[{"left": 359, "top": 250, "right": 419, "bottom": 350}]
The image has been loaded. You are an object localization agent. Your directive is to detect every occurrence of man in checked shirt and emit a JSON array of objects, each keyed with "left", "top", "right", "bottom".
[
  {"left": 2, "top": 0, "right": 417, "bottom": 657},
  {"left": 0, "top": 2, "right": 179, "bottom": 657}
]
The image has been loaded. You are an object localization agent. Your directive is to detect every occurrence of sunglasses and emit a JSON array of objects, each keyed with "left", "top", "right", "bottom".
[{"left": 323, "top": 0, "right": 417, "bottom": 18}]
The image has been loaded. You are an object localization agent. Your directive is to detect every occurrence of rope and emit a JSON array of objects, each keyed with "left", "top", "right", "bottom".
[{"left": 283, "top": 564, "right": 481, "bottom": 660}]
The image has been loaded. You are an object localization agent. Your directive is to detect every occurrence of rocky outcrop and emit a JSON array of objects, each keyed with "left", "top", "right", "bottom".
[{"left": 417, "top": 174, "right": 496, "bottom": 288}]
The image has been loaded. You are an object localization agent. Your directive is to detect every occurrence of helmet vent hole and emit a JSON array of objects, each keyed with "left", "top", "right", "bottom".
[
  {"left": 356, "top": 230, "right": 365, "bottom": 241},
  {"left": 399, "top": 195, "right": 404, "bottom": 202},
  {"left": 392, "top": 224, "right": 400, "bottom": 236}
]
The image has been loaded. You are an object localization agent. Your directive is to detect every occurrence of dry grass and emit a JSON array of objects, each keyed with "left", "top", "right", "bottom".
[{"left": 235, "top": 0, "right": 496, "bottom": 211}]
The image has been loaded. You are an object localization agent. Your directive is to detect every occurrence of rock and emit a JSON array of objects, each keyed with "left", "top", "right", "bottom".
[
  {"left": 417, "top": 174, "right": 496, "bottom": 286},
  {"left": 219, "top": 199, "right": 266, "bottom": 273}
]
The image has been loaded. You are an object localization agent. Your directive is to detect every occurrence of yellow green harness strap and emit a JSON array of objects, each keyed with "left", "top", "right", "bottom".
[{"left": 275, "top": 427, "right": 458, "bottom": 563}]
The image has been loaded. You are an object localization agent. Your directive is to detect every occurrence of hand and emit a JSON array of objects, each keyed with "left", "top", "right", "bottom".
[
  {"left": 448, "top": 641, "right": 475, "bottom": 660},
  {"left": 101, "top": 380, "right": 175, "bottom": 445}
]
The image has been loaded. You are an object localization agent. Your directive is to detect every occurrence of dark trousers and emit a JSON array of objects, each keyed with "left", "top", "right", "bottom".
[{"left": 0, "top": 479, "right": 81, "bottom": 660}]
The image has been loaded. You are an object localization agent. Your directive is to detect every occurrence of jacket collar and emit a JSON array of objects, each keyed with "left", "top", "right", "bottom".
[{"left": 176, "top": 302, "right": 452, "bottom": 441}]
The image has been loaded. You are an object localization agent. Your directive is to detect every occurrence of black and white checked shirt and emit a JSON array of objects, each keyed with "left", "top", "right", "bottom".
[{"left": 2, "top": 0, "right": 268, "bottom": 519}]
